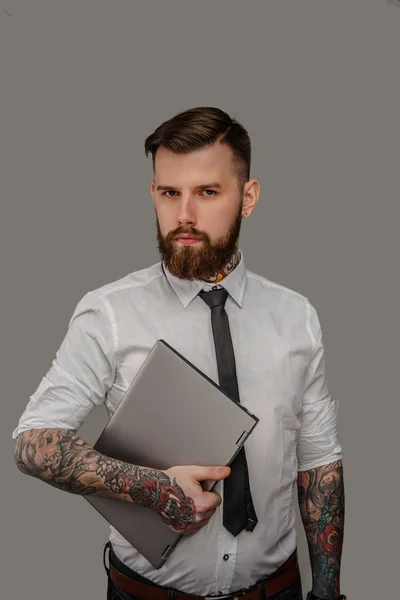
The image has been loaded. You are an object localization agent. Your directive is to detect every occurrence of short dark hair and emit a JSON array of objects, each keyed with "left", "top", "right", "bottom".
[{"left": 144, "top": 106, "right": 251, "bottom": 190}]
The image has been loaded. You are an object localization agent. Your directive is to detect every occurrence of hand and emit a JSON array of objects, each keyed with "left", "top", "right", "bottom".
[{"left": 154, "top": 465, "right": 231, "bottom": 535}]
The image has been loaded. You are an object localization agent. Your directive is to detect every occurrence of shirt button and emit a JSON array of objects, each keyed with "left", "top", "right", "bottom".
[{"left": 223, "top": 554, "right": 229, "bottom": 561}]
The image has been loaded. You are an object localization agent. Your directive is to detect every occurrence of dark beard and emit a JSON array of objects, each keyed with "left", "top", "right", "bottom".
[{"left": 156, "top": 203, "right": 243, "bottom": 281}]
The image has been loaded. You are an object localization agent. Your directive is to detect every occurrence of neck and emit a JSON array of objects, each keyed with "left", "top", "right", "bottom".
[{"left": 203, "top": 249, "right": 240, "bottom": 284}]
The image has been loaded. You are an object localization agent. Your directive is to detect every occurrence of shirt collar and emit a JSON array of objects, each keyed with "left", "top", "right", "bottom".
[{"left": 162, "top": 250, "right": 247, "bottom": 309}]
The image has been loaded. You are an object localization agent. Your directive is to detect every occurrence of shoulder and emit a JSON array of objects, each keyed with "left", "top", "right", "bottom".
[
  {"left": 69, "top": 262, "right": 164, "bottom": 321},
  {"left": 245, "top": 269, "right": 320, "bottom": 342},
  {"left": 86, "top": 262, "right": 164, "bottom": 303},
  {"left": 246, "top": 268, "right": 309, "bottom": 306}
]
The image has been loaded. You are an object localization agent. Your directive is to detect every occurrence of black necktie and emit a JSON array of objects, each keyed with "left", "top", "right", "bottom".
[{"left": 199, "top": 287, "right": 258, "bottom": 536}]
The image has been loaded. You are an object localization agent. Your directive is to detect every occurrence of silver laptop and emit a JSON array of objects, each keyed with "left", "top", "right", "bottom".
[{"left": 85, "top": 339, "right": 259, "bottom": 569}]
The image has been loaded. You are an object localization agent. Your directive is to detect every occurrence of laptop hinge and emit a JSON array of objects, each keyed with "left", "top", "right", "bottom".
[
  {"left": 236, "top": 430, "right": 249, "bottom": 447},
  {"left": 161, "top": 545, "right": 175, "bottom": 560}
]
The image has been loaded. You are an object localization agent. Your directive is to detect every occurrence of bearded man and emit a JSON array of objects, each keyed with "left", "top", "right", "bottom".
[{"left": 13, "top": 106, "right": 346, "bottom": 600}]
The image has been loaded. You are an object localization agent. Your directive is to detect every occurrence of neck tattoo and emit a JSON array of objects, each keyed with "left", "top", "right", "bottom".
[{"left": 203, "top": 250, "right": 240, "bottom": 284}]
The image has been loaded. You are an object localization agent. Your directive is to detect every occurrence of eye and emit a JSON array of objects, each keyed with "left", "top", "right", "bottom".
[
  {"left": 202, "top": 190, "right": 217, "bottom": 197},
  {"left": 163, "top": 191, "right": 179, "bottom": 198}
]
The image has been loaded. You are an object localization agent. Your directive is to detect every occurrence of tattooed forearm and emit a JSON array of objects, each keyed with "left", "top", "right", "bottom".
[
  {"left": 297, "top": 460, "right": 344, "bottom": 599},
  {"left": 14, "top": 428, "right": 195, "bottom": 531}
]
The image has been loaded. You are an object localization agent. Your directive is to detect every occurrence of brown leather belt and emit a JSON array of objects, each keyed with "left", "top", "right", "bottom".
[{"left": 109, "top": 550, "right": 299, "bottom": 600}]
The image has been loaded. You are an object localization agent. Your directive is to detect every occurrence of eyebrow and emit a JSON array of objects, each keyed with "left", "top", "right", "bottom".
[{"left": 156, "top": 182, "right": 222, "bottom": 192}]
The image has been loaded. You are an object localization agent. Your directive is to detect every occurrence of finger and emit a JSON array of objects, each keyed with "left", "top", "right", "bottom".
[
  {"left": 185, "top": 518, "right": 210, "bottom": 535},
  {"left": 199, "top": 509, "right": 216, "bottom": 520},
  {"left": 204, "top": 490, "right": 222, "bottom": 507},
  {"left": 191, "top": 466, "right": 231, "bottom": 482},
  {"left": 194, "top": 505, "right": 216, "bottom": 521},
  {"left": 180, "top": 524, "right": 201, "bottom": 535},
  {"left": 195, "top": 515, "right": 213, "bottom": 528}
]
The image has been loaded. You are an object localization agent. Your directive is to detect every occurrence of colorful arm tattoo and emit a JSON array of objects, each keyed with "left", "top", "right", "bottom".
[
  {"left": 297, "top": 460, "right": 345, "bottom": 599},
  {"left": 14, "top": 428, "right": 195, "bottom": 531}
]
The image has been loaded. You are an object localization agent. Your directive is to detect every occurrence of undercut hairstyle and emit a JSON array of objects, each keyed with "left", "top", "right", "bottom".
[{"left": 144, "top": 106, "right": 251, "bottom": 191}]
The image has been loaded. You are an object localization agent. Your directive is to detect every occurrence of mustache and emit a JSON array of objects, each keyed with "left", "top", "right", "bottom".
[{"left": 167, "top": 227, "right": 209, "bottom": 241}]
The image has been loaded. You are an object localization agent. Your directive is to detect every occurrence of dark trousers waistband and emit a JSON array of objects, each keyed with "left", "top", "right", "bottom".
[{"left": 104, "top": 542, "right": 300, "bottom": 599}]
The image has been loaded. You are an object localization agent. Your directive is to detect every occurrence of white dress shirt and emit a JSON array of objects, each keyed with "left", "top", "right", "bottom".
[{"left": 12, "top": 250, "right": 342, "bottom": 596}]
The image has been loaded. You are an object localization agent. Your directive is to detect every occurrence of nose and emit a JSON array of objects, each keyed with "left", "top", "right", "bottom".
[{"left": 177, "top": 197, "right": 197, "bottom": 228}]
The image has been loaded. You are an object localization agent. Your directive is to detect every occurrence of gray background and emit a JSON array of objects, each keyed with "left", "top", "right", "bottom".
[{"left": 2, "top": 1, "right": 399, "bottom": 598}]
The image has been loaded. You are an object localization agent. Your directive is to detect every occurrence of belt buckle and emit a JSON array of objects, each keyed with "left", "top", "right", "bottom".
[
  {"left": 205, "top": 595, "right": 239, "bottom": 600},
  {"left": 205, "top": 591, "right": 246, "bottom": 600}
]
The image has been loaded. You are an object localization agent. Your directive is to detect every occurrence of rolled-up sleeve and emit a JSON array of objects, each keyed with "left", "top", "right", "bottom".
[
  {"left": 296, "top": 301, "right": 343, "bottom": 471},
  {"left": 12, "top": 292, "right": 117, "bottom": 439}
]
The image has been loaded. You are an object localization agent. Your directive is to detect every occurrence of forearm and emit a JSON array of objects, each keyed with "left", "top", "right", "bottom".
[
  {"left": 297, "top": 459, "right": 345, "bottom": 599},
  {"left": 14, "top": 428, "right": 169, "bottom": 508}
]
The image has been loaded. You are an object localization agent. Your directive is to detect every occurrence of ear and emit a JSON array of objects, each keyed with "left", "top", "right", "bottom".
[
  {"left": 150, "top": 180, "right": 156, "bottom": 204},
  {"left": 242, "top": 179, "right": 260, "bottom": 218}
]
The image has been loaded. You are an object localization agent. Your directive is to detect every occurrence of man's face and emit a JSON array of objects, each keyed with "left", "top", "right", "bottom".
[{"left": 151, "top": 142, "right": 245, "bottom": 280}]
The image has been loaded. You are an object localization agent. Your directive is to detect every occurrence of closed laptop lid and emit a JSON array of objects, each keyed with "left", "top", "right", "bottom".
[{"left": 85, "top": 339, "right": 258, "bottom": 568}]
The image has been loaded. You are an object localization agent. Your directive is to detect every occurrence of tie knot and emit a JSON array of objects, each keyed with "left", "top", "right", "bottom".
[{"left": 199, "top": 288, "right": 229, "bottom": 309}]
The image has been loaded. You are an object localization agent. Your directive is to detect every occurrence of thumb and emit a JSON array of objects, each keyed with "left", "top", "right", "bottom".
[{"left": 192, "top": 465, "right": 231, "bottom": 482}]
